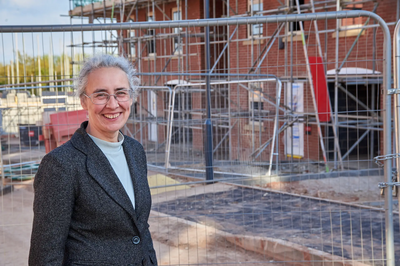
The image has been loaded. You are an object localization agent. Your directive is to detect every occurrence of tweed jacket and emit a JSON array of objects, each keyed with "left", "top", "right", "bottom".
[{"left": 29, "top": 121, "right": 157, "bottom": 266}]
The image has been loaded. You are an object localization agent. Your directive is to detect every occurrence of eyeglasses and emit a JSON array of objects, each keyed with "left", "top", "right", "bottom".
[{"left": 84, "top": 89, "right": 133, "bottom": 105}]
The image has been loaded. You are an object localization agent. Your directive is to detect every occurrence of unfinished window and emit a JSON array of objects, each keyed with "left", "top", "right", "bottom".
[
  {"left": 170, "top": 90, "right": 192, "bottom": 144},
  {"left": 129, "top": 29, "right": 136, "bottom": 58},
  {"left": 332, "top": 0, "right": 363, "bottom": 37},
  {"left": 128, "top": 19, "right": 136, "bottom": 59},
  {"left": 172, "top": 7, "right": 183, "bottom": 54},
  {"left": 248, "top": 0, "right": 263, "bottom": 38},
  {"left": 342, "top": 0, "right": 363, "bottom": 28},
  {"left": 147, "top": 13, "right": 156, "bottom": 56},
  {"left": 341, "top": 0, "right": 363, "bottom": 28},
  {"left": 248, "top": 82, "right": 267, "bottom": 125},
  {"left": 251, "top": 101, "right": 264, "bottom": 111},
  {"left": 131, "top": 102, "right": 138, "bottom": 117},
  {"left": 289, "top": 20, "right": 303, "bottom": 32},
  {"left": 289, "top": 0, "right": 304, "bottom": 35}
]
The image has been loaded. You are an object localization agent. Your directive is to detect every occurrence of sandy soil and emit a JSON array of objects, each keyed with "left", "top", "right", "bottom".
[
  {"left": 262, "top": 175, "right": 384, "bottom": 204},
  {"left": 151, "top": 217, "right": 276, "bottom": 266}
]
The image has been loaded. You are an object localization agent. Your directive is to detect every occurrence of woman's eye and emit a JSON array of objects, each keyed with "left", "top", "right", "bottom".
[
  {"left": 95, "top": 93, "right": 108, "bottom": 98},
  {"left": 116, "top": 91, "right": 128, "bottom": 96}
]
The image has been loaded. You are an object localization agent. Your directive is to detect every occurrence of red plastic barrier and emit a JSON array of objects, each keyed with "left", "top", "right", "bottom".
[
  {"left": 43, "top": 110, "right": 87, "bottom": 152},
  {"left": 308, "top": 56, "right": 331, "bottom": 122}
]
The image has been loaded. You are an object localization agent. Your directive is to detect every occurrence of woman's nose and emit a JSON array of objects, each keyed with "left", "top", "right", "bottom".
[{"left": 106, "top": 95, "right": 119, "bottom": 108}]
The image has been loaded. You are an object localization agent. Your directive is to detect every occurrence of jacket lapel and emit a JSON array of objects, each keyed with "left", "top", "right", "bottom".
[
  {"left": 71, "top": 122, "right": 138, "bottom": 225},
  {"left": 86, "top": 154, "right": 138, "bottom": 222},
  {"left": 123, "top": 143, "right": 140, "bottom": 211}
]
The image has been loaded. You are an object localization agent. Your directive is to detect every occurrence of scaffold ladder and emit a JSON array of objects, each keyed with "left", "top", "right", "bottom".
[
  {"left": 308, "top": 0, "right": 344, "bottom": 170},
  {"left": 293, "top": 0, "right": 338, "bottom": 172}
]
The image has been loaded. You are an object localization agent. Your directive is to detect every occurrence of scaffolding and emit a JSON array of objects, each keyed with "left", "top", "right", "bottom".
[
  {"left": 0, "top": 0, "right": 393, "bottom": 191},
  {"left": 64, "top": 0, "right": 391, "bottom": 177}
]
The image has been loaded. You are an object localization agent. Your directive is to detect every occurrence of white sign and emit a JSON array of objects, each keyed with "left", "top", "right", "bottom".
[{"left": 285, "top": 83, "right": 304, "bottom": 158}]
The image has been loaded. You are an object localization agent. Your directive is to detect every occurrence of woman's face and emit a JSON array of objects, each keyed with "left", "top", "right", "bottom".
[{"left": 81, "top": 67, "right": 133, "bottom": 142}]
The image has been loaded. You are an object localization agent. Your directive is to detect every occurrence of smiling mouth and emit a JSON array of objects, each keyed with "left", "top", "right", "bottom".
[{"left": 103, "top": 113, "right": 121, "bottom": 119}]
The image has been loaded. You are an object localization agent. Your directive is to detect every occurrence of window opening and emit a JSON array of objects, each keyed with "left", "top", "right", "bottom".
[{"left": 248, "top": 0, "right": 263, "bottom": 37}]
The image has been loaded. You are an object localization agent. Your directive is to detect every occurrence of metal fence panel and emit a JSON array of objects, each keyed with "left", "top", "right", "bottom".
[{"left": 0, "top": 9, "right": 396, "bottom": 266}]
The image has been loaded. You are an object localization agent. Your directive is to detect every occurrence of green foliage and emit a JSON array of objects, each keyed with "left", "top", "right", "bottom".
[{"left": 0, "top": 52, "right": 75, "bottom": 89}]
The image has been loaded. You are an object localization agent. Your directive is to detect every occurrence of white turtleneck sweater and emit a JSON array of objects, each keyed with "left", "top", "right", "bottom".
[{"left": 88, "top": 132, "right": 135, "bottom": 209}]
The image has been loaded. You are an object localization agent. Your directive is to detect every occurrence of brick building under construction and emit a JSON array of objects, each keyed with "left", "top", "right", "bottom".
[{"left": 67, "top": 0, "right": 396, "bottom": 174}]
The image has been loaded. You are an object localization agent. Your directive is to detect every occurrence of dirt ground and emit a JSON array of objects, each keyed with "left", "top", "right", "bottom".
[
  {"left": 152, "top": 175, "right": 393, "bottom": 265},
  {"left": 0, "top": 172, "right": 387, "bottom": 265},
  {"left": 151, "top": 219, "right": 276, "bottom": 266},
  {"left": 262, "top": 175, "right": 384, "bottom": 204}
]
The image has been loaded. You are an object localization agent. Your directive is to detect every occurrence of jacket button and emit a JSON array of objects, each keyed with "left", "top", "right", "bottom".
[{"left": 132, "top": 236, "right": 141, "bottom": 245}]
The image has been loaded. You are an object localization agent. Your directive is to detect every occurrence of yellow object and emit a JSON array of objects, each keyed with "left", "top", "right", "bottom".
[
  {"left": 147, "top": 174, "right": 190, "bottom": 195},
  {"left": 286, "top": 154, "right": 303, "bottom": 159}
]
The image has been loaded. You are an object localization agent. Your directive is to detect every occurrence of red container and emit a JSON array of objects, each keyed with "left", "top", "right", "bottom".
[{"left": 43, "top": 110, "right": 87, "bottom": 153}]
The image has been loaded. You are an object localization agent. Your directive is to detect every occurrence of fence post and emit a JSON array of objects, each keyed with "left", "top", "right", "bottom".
[
  {"left": 204, "top": 0, "right": 214, "bottom": 181},
  {"left": 381, "top": 13, "right": 395, "bottom": 266}
]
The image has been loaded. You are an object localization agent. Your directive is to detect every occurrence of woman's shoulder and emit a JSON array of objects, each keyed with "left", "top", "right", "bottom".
[{"left": 41, "top": 140, "right": 85, "bottom": 166}]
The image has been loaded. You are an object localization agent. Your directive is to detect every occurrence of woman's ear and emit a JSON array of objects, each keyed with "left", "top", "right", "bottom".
[{"left": 81, "top": 96, "right": 88, "bottom": 110}]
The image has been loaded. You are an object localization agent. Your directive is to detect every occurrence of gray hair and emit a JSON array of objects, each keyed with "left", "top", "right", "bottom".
[{"left": 75, "top": 54, "right": 140, "bottom": 100}]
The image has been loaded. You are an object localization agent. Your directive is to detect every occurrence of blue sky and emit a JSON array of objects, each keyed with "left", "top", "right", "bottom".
[
  {"left": 0, "top": 0, "right": 71, "bottom": 25},
  {"left": 0, "top": 0, "right": 106, "bottom": 63}
]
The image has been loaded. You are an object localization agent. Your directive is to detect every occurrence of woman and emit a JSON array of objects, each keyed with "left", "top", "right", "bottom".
[{"left": 29, "top": 54, "right": 158, "bottom": 266}]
